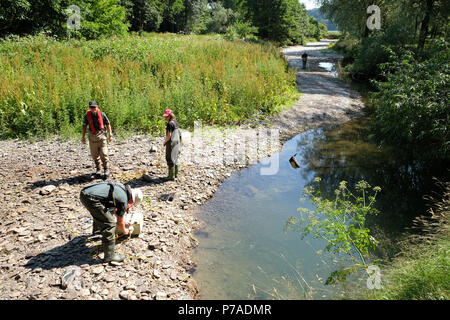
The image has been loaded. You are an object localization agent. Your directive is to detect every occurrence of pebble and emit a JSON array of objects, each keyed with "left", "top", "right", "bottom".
[
  {"left": 119, "top": 290, "right": 130, "bottom": 300},
  {"left": 92, "top": 266, "right": 104, "bottom": 275}
]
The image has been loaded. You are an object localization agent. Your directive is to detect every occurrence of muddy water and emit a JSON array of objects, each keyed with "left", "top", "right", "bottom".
[{"left": 191, "top": 117, "right": 448, "bottom": 300}]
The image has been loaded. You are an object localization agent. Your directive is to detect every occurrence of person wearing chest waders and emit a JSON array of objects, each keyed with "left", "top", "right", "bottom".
[
  {"left": 81, "top": 101, "right": 113, "bottom": 180},
  {"left": 80, "top": 182, "right": 143, "bottom": 263},
  {"left": 162, "top": 109, "right": 182, "bottom": 181},
  {"left": 302, "top": 52, "right": 308, "bottom": 69}
]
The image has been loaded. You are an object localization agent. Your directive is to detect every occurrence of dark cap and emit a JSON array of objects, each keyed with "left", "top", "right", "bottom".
[{"left": 89, "top": 101, "right": 98, "bottom": 107}]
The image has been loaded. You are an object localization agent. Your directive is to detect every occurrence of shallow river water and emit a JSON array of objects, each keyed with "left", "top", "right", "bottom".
[
  {"left": 191, "top": 59, "right": 448, "bottom": 300},
  {"left": 191, "top": 117, "right": 448, "bottom": 299}
]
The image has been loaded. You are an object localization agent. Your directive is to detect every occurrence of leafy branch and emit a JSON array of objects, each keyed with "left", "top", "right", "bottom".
[{"left": 286, "top": 178, "right": 381, "bottom": 283}]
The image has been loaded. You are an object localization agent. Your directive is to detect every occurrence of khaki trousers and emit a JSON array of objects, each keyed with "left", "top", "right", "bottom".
[{"left": 88, "top": 131, "right": 109, "bottom": 169}]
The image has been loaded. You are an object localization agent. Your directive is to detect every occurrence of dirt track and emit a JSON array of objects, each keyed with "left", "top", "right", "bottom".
[{"left": 0, "top": 40, "right": 365, "bottom": 300}]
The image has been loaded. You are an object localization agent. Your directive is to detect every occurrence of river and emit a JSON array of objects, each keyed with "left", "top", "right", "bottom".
[{"left": 190, "top": 58, "right": 448, "bottom": 299}]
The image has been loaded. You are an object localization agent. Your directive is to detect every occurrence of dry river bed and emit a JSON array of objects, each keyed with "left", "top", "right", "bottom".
[{"left": 0, "top": 40, "right": 365, "bottom": 300}]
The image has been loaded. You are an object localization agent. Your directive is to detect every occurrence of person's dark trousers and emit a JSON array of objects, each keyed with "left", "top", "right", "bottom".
[
  {"left": 80, "top": 191, "right": 116, "bottom": 249},
  {"left": 165, "top": 142, "right": 180, "bottom": 180}
]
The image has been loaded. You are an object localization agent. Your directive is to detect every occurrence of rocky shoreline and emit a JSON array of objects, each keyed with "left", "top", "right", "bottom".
[{"left": 0, "top": 40, "right": 365, "bottom": 300}]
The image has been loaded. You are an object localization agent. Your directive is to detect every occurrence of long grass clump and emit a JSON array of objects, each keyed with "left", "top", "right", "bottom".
[
  {"left": 0, "top": 33, "right": 299, "bottom": 139},
  {"left": 362, "top": 180, "right": 450, "bottom": 300}
]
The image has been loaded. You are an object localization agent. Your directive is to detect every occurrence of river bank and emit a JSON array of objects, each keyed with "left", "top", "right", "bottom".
[{"left": 0, "top": 40, "right": 366, "bottom": 300}]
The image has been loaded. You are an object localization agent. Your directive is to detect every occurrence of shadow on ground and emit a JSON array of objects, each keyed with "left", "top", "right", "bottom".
[{"left": 24, "top": 236, "right": 102, "bottom": 271}]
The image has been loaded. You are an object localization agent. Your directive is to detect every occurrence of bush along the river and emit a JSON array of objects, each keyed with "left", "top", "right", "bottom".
[
  {"left": 0, "top": 33, "right": 299, "bottom": 139},
  {"left": 369, "top": 39, "right": 450, "bottom": 161},
  {"left": 286, "top": 178, "right": 381, "bottom": 285}
]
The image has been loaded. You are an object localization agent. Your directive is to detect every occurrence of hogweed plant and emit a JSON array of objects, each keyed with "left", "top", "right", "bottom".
[{"left": 286, "top": 178, "right": 381, "bottom": 285}]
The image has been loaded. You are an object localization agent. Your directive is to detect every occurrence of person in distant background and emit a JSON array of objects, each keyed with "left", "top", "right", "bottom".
[
  {"left": 81, "top": 101, "right": 113, "bottom": 179},
  {"left": 302, "top": 52, "right": 308, "bottom": 69},
  {"left": 162, "top": 109, "right": 182, "bottom": 181}
]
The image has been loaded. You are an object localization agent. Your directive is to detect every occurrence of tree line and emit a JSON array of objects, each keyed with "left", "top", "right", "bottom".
[{"left": 0, "top": 0, "right": 327, "bottom": 44}]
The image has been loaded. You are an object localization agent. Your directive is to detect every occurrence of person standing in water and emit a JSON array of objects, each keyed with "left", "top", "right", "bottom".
[
  {"left": 162, "top": 109, "right": 182, "bottom": 181},
  {"left": 302, "top": 52, "right": 308, "bottom": 69}
]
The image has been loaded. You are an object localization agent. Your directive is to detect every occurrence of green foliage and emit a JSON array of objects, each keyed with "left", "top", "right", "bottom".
[
  {"left": 369, "top": 39, "right": 450, "bottom": 159},
  {"left": 0, "top": 33, "right": 298, "bottom": 138},
  {"left": 68, "top": 0, "right": 129, "bottom": 39},
  {"left": 286, "top": 178, "right": 381, "bottom": 267},
  {"left": 0, "top": 0, "right": 130, "bottom": 39},
  {"left": 307, "top": 17, "right": 327, "bottom": 41},
  {"left": 365, "top": 181, "right": 450, "bottom": 300},
  {"left": 224, "top": 20, "right": 258, "bottom": 41},
  {"left": 127, "top": 0, "right": 163, "bottom": 32},
  {"left": 246, "top": 0, "right": 310, "bottom": 45},
  {"left": 204, "top": 2, "right": 238, "bottom": 34}
]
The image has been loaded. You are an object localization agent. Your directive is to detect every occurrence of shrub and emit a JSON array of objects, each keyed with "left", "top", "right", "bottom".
[{"left": 369, "top": 39, "right": 450, "bottom": 160}]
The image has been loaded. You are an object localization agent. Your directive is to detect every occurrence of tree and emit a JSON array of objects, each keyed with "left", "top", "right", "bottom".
[
  {"left": 184, "top": 0, "right": 209, "bottom": 33},
  {"left": 308, "top": 16, "right": 327, "bottom": 41},
  {"left": 128, "top": 0, "right": 163, "bottom": 32},
  {"left": 159, "top": 0, "right": 186, "bottom": 32},
  {"left": 246, "top": 0, "right": 310, "bottom": 45},
  {"left": 205, "top": 1, "right": 238, "bottom": 34},
  {"left": 0, "top": 0, "right": 67, "bottom": 37},
  {"left": 67, "top": 0, "right": 129, "bottom": 39}
]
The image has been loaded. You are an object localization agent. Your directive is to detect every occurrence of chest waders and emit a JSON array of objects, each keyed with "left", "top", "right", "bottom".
[
  {"left": 80, "top": 183, "right": 130, "bottom": 263},
  {"left": 165, "top": 127, "right": 182, "bottom": 180}
]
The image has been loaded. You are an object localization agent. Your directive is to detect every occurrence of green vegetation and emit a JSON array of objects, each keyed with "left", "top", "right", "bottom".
[
  {"left": 0, "top": 0, "right": 328, "bottom": 45},
  {"left": 363, "top": 181, "right": 450, "bottom": 300},
  {"left": 286, "top": 178, "right": 381, "bottom": 285},
  {"left": 317, "top": 0, "right": 449, "bottom": 300},
  {"left": 320, "top": 0, "right": 449, "bottom": 160},
  {"left": 307, "top": 7, "right": 338, "bottom": 31},
  {"left": 370, "top": 40, "right": 449, "bottom": 159},
  {"left": 0, "top": 1, "right": 330, "bottom": 139},
  {"left": 0, "top": 33, "right": 299, "bottom": 138}
]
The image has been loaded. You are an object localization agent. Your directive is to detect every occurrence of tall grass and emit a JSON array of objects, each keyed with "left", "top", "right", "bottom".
[
  {"left": 361, "top": 181, "right": 450, "bottom": 300},
  {"left": 0, "top": 33, "right": 299, "bottom": 139}
]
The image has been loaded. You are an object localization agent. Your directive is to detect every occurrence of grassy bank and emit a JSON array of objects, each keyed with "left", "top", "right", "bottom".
[
  {"left": 363, "top": 182, "right": 450, "bottom": 300},
  {"left": 0, "top": 33, "right": 299, "bottom": 139}
]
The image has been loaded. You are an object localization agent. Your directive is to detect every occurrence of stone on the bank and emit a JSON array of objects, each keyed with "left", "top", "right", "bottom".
[
  {"left": 61, "top": 266, "right": 82, "bottom": 289},
  {"left": 40, "top": 185, "right": 57, "bottom": 195},
  {"left": 92, "top": 265, "right": 104, "bottom": 275},
  {"left": 119, "top": 290, "right": 130, "bottom": 300},
  {"left": 155, "top": 291, "right": 167, "bottom": 300}
]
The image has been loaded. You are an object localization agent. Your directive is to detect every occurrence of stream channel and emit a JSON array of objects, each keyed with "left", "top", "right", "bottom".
[{"left": 190, "top": 62, "right": 448, "bottom": 300}]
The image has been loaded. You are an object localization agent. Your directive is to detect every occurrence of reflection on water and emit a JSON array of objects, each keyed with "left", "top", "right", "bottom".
[
  {"left": 318, "top": 62, "right": 339, "bottom": 78},
  {"left": 192, "top": 119, "right": 449, "bottom": 300}
]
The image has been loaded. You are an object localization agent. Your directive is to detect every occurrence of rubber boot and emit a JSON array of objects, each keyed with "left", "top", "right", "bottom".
[
  {"left": 103, "top": 242, "right": 125, "bottom": 263},
  {"left": 164, "top": 167, "right": 175, "bottom": 181},
  {"left": 174, "top": 165, "right": 179, "bottom": 178}
]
